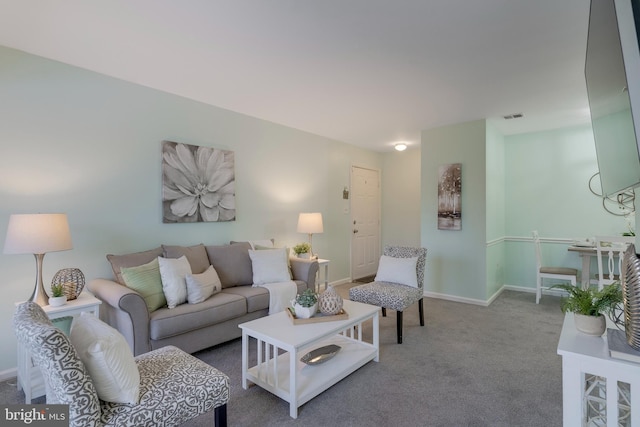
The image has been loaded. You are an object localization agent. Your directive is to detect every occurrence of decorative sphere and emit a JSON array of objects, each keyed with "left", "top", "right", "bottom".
[{"left": 318, "top": 285, "right": 343, "bottom": 315}]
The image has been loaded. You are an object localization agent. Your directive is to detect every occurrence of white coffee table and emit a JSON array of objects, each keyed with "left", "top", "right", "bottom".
[{"left": 240, "top": 299, "right": 379, "bottom": 418}]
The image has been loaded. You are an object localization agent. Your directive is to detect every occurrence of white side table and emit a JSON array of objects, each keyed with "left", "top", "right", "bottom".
[
  {"left": 316, "top": 258, "right": 330, "bottom": 292},
  {"left": 557, "top": 312, "right": 640, "bottom": 426},
  {"left": 15, "top": 292, "right": 101, "bottom": 403}
]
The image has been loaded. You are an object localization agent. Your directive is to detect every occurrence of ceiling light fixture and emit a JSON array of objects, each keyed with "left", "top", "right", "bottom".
[{"left": 394, "top": 143, "right": 408, "bottom": 151}]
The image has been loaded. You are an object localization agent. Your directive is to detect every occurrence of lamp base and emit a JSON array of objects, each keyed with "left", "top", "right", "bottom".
[{"left": 29, "top": 253, "right": 49, "bottom": 306}]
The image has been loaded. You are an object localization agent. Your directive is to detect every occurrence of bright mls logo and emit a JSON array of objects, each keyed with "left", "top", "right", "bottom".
[{"left": 1, "top": 405, "right": 68, "bottom": 426}]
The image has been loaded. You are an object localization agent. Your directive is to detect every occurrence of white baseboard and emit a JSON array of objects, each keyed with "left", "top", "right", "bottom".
[
  {"left": 0, "top": 367, "right": 17, "bottom": 383},
  {"left": 503, "top": 284, "right": 566, "bottom": 297},
  {"left": 422, "top": 290, "right": 492, "bottom": 307},
  {"left": 330, "top": 278, "right": 352, "bottom": 287}
]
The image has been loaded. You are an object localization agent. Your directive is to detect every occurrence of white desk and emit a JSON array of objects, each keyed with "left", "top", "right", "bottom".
[
  {"left": 316, "top": 258, "right": 330, "bottom": 292},
  {"left": 557, "top": 313, "right": 640, "bottom": 426},
  {"left": 15, "top": 292, "right": 101, "bottom": 402}
]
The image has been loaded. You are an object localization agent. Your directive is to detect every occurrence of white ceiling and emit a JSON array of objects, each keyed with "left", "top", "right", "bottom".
[{"left": 0, "top": 0, "right": 593, "bottom": 152}]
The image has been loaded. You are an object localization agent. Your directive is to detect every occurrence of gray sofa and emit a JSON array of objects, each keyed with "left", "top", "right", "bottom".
[{"left": 88, "top": 242, "right": 318, "bottom": 356}]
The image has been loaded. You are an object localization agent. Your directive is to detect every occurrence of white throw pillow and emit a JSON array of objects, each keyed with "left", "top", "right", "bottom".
[
  {"left": 185, "top": 265, "right": 222, "bottom": 304},
  {"left": 158, "top": 255, "right": 192, "bottom": 308},
  {"left": 248, "top": 247, "right": 290, "bottom": 285},
  {"left": 375, "top": 255, "right": 419, "bottom": 288},
  {"left": 70, "top": 312, "right": 140, "bottom": 405}
]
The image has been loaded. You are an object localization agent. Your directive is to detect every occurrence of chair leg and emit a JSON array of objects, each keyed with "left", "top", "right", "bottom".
[
  {"left": 418, "top": 298, "right": 424, "bottom": 326},
  {"left": 536, "top": 274, "right": 541, "bottom": 304},
  {"left": 381, "top": 307, "right": 387, "bottom": 317},
  {"left": 215, "top": 403, "right": 228, "bottom": 427},
  {"left": 397, "top": 311, "right": 403, "bottom": 344}
]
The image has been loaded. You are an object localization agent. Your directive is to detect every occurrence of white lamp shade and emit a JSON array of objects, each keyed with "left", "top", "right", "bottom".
[
  {"left": 297, "top": 213, "right": 324, "bottom": 234},
  {"left": 4, "top": 213, "right": 73, "bottom": 255}
]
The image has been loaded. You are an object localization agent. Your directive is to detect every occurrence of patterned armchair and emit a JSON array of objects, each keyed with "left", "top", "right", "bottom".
[
  {"left": 349, "top": 246, "right": 427, "bottom": 343},
  {"left": 13, "top": 302, "right": 230, "bottom": 427}
]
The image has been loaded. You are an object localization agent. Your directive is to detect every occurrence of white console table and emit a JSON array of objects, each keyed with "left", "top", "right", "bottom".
[
  {"left": 557, "top": 313, "right": 640, "bottom": 426},
  {"left": 15, "top": 292, "right": 101, "bottom": 403}
]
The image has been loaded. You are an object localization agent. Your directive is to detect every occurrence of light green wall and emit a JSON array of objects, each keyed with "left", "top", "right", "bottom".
[
  {"left": 503, "top": 123, "right": 626, "bottom": 288},
  {"left": 0, "top": 46, "right": 381, "bottom": 374},
  {"left": 381, "top": 147, "right": 421, "bottom": 247},
  {"left": 421, "top": 120, "right": 487, "bottom": 300},
  {"left": 485, "top": 122, "right": 506, "bottom": 299}
]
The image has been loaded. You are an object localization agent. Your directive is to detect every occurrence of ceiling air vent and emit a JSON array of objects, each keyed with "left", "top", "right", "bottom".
[{"left": 503, "top": 113, "right": 524, "bottom": 120}]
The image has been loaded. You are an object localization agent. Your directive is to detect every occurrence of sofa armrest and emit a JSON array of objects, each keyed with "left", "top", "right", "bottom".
[
  {"left": 87, "top": 278, "right": 151, "bottom": 356},
  {"left": 290, "top": 258, "right": 319, "bottom": 289}
]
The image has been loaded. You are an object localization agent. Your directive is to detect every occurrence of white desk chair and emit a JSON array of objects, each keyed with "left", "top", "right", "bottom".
[
  {"left": 532, "top": 231, "right": 578, "bottom": 304},
  {"left": 595, "top": 235, "right": 635, "bottom": 290}
]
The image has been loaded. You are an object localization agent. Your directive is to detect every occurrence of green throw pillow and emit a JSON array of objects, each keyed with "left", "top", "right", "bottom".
[{"left": 121, "top": 258, "right": 166, "bottom": 312}]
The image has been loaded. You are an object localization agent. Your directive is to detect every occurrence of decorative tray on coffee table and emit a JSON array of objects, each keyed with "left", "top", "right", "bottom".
[
  {"left": 286, "top": 307, "right": 348, "bottom": 325},
  {"left": 300, "top": 344, "right": 342, "bottom": 365}
]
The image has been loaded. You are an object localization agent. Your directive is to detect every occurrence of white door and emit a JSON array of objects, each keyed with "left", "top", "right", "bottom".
[{"left": 351, "top": 166, "right": 381, "bottom": 280}]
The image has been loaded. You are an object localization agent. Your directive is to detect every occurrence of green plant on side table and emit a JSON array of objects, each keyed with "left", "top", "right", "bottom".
[
  {"left": 293, "top": 242, "right": 311, "bottom": 258},
  {"left": 49, "top": 283, "right": 67, "bottom": 307},
  {"left": 51, "top": 284, "right": 64, "bottom": 298},
  {"left": 552, "top": 283, "right": 622, "bottom": 336}
]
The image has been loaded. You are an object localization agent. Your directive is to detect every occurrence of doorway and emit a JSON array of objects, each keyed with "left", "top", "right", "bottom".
[{"left": 350, "top": 165, "right": 381, "bottom": 281}]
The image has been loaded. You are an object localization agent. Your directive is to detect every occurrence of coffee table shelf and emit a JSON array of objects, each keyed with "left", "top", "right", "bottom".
[{"left": 240, "top": 299, "right": 379, "bottom": 418}]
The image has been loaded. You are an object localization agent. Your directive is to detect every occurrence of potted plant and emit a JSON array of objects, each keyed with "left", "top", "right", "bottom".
[
  {"left": 49, "top": 283, "right": 67, "bottom": 307},
  {"left": 293, "top": 242, "right": 311, "bottom": 259},
  {"left": 552, "top": 283, "right": 622, "bottom": 336},
  {"left": 291, "top": 289, "right": 318, "bottom": 318}
]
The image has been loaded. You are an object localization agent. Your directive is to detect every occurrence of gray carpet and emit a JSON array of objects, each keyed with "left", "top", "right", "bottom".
[{"left": 0, "top": 286, "right": 565, "bottom": 426}]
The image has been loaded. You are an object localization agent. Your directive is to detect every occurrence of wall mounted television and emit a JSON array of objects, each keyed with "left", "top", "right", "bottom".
[{"left": 586, "top": 0, "right": 640, "bottom": 197}]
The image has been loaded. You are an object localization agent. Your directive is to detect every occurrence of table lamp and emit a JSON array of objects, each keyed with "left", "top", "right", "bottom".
[
  {"left": 297, "top": 212, "right": 323, "bottom": 258},
  {"left": 4, "top": 213, "right": 73, "bottom": 306}
]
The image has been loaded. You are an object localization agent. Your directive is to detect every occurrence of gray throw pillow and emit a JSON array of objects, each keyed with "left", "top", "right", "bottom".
[
  {"left": 205, "top": 242, "right": 253, "bottom": 287},
  {"left": 162, "top": 244, "right": 210, "bottom": 274}
]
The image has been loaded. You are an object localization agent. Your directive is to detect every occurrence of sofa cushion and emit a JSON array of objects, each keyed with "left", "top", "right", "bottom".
[
  {"left": 205, "top": 242, "right": 253, "bottom": 288},
  {"left": 220, "top": 286, "right": 269, "bottom": 313},
  {"left": 158, "top": 256, "right": 192, "bottom": 309},
  {"left": 107, "top": 247, "right": 164, "bottom": 285},
  {"left": 120, "top": 258, "right": 167, "bottom": 312},
  {"left": 185, "top": 265, "right": 222, "bottom": 304},
  {"left": 248, "top": 248, "right": 290, "bottom": 285},
  {"left": 221, "top": 281, "right": 308, "bottom": 313},
  {"left": 162, "top": 244, "right": 210, "bottom": 274},
  {"left": 230, "top": 239, "right": 274, "bottom": 249},
  {"left": 149, "top": 292, "right": 246, "bottom": 340}
]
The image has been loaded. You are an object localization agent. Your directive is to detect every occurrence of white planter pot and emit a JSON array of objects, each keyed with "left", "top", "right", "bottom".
[
  {"left": 297, "top": 253, "right": 311, "bottom": 259},
  {"left": 292, "top": 302, "right": 317, "bottom": 319},
  {"left": 48, "top": 296, "right": 67, "bottom": 307},
  {"left": 574, "top": 313, "right": 606, "bottom": 336}
]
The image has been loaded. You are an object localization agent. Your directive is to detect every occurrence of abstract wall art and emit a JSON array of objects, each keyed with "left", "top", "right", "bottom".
[
  {"left": 437, "top": 163, "right": 461, "bottom": 230},
  {"left": 162, "top": 140, "right": 236, "bottom": 223}
]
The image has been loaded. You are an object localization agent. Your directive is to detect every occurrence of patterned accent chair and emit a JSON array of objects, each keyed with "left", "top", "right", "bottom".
[
  {"left": 13, "top": 302, "right": 230, "bottom": 427},
  {"left": 349, "top": 246, "right": 427, "bottom": 344}
]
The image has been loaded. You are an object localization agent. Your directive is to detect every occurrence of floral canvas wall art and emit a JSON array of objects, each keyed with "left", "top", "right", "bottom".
[
  {"left": 162, "top": 141, "right": 236, "bottom": 223},
  {"left": 438, "top": 163, "right": 461, "bottom": 230}
]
